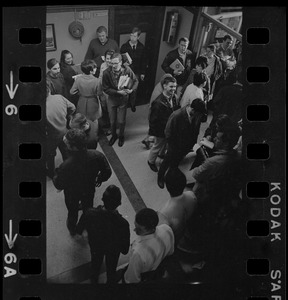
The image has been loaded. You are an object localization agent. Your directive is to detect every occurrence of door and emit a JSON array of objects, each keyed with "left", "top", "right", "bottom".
[{"left": 113, "top": 5, "right": 165, "bottom": 105}]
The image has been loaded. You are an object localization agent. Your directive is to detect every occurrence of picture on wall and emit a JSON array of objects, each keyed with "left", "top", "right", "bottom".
[{"left": 46, "top": 24, "right": 57, "bottom": 51}]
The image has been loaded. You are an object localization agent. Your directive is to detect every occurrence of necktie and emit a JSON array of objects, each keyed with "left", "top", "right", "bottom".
[{"left": 132, "top": 45, "right": 136, "bottom": 51}]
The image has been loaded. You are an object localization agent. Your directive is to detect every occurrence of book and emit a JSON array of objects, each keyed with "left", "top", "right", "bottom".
[
  {"left": 169, "top": 59, "right": 184, "bottom": 72},
  {"left": 118, "top": 75, "right": 133, "bottom": 90},
  {"left": 200, "top": 138, "right": 214, "bottom": 149},
  {"left": 121, "top": 52, "right": 133, "bottom": 65}
]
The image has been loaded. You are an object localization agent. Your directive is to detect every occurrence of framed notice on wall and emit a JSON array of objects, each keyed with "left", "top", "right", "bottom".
[{"left": 46, "top": 24, "right": 57, "bottom": 52}]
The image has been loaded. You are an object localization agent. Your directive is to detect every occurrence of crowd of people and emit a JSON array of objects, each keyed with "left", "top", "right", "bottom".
[{"left": 46, "top": 25, "right": 244, "bottom": 284}]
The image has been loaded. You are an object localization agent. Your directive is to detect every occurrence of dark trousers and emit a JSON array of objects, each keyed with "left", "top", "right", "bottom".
[
  {"left": 47, "top": 138, "right": 68, "bottom": 176},
  {"left": 65, "top": 192, "right": 94, "bottom": 230},
  {"left": 128, "top": 73, "right": 139, "bottom": 109},
  {"left": 91, "top": 248, "right": 120, "bottom": 284},
  {"left": 107, "top": 99, "right": 128, "bottom": 138},
  {"left": 158, "top": 149, "right": 185, "bottom": 182},
  {"left": 98, "top": 93, "right": 111, "bottom": 129}
]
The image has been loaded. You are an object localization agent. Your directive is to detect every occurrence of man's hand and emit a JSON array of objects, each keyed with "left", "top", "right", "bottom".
[
  {"left": 173, "top": 69, "right": 183, "bottom": 76},
  {"left": 123, "top": 89, "right": 133, "bottom": 94},
  {"left": 95, "top": 176, "right": 102, "bottom": 187},
  {"left": 118, "top": 90, "right": 128, "bottom": 96}
]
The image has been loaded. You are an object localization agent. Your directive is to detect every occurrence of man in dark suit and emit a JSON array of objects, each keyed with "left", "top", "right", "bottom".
[
  {"left": 120, "top": 27, "right": 147, "bottom": 112},
  {"left": 76, "top": 185, "right": 130, "bottom": 284},
  {"left": 157, "top": 98, "right": 207, "bottom": 188}
]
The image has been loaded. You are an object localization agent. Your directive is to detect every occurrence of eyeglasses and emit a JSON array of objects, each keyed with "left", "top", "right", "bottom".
[{"left": 111, "top": 61, "right": 120, "bottom": 65}]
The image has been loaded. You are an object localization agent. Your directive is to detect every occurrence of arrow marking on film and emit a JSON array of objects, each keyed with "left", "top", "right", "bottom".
[
  {"left": 4, "top": 220, "right": 18, "bottom": 249},
  {"left": 5, "top": 71, "right": 19, "bottom": 99}
]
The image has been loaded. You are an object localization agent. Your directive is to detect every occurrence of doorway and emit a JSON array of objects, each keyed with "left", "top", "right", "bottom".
[{"left": 113, "top": 5, "right": 165, "bottom": 105}]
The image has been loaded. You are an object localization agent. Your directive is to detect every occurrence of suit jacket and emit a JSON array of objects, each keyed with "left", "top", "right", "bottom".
[
  {"left": 165, "top": 107, "right": 205, "bottom": 156},
  {"left": 149, "top": 93, "right": 180, "bottom": 138},
  {"left": 102, "top": 65, "right": 139, "bottom": 105},
  {"left": 161, "top": 48, "right": 194, "bottom": 86},
  {"left": 76, "top": 206, "right": 130, "bottom": 254},
  {"left": 120, "top": 40, "right": 147, "bottom": 75}
]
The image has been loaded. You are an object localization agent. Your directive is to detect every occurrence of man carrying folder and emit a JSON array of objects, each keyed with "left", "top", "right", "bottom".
[{"left": 161, "top": 37, "right": 194, "bottom": 96}]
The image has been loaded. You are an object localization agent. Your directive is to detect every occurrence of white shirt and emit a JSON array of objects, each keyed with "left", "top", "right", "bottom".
[
  {"left": 124, "top": 224, "right": 174, "bottom": 283},
  {"left": 205, "top": 56, "right": 216, "bottom": 78},
  {"left": 180, "top": 83, "right": 204, "bottom": 108}
]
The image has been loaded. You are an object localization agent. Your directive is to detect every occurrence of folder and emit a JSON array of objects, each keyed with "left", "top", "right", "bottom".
[{"left": 169, "top": 59, "right": 184, "bottom": 72}]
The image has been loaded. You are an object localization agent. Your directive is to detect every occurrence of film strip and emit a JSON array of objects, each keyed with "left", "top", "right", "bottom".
[{"left": 2, "top": 6, "right": 286, "bottom": 300}]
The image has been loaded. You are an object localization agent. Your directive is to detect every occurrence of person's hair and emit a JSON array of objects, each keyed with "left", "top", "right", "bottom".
[
  {"left": 70, "top": 113, "right": 87, "bottom": 129},
  {"left": 190, "top": 98, "right": 206, "bottom": 115},
  {"left": 60, "top": 50, "right": 73, "bottom": 65},
  {"left": 165, "top": 168, "right": 186, "bottom": 197},
  {"left": 223, "top": 34, "right": 232, "bottom": 41},
  {"left": 160, "top": 74, "right": 174, "bottom": 88},
  {"left": 193, "top": 72, "right": 207, "bottom": 87},
  {"left": 135, "top": 208, "right": 159, "bottom": 231},
  {"left": 207, "top": 44, "right": 216, "bottom": 52},
  {"left": 47, "top": 58, "right": 58, "bottom": 70},
  {"left": 131, "top": 27, "right": 141, "bottom": 36},
  {"left": 65, "top": 128, "right": 87, "bottom": 151},
  {"left": 179, "top": 37, "right": 189, "bottom": 44},
  {"left": 217, "top": 124, "right": 241, "bottom": 150},
  {"left": 195, "top": 56, "right": 208, "bottom": 69},
  {"left": 102, "top": 185, "right": 121, "bottom": 210},
  {"left": 162, "top": 76, "right": 177, "bottom": 86},
  {"left": 104, "top": 49, "right": 115, "bottom": 58},
  {"left": 81, "top": 59, "right": 97, "bottom": 75},
  {"left": 96, "top": 26, "right": 107, "bottom": 34},
  {"left": 111, "top": 53, "right": 122, "bottom": 62}
]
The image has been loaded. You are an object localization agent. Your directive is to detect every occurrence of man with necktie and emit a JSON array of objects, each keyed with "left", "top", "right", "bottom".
[{"left": 120, "top": 27, "right": 147, "bottom": 112}]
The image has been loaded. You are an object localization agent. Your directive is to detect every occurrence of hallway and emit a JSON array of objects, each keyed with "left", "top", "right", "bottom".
[{"left": 47, "top": 103, "right": 211, "bottom": 284}]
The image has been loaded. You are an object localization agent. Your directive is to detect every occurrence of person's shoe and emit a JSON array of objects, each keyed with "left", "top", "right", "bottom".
[
  {"left": 66, "top": 219, "right": 76, "bottom": 236},
  {"left": 142, "top": 139, "right": 150, "bottom": 150},
  {"left": 157, "top": 176, "right": 165, "bottom": 189},
  {"left": 131, "top": 106, "right": 136, "bottom": 112},
  {"left": 109, "top": 135, "right": 118, "bottom": 146},
  {"left": 148, "top": 161, "right": 158, "bottom": 172},
  {"left": 118, "top": 136, "right": 125, "bottom": 147}
]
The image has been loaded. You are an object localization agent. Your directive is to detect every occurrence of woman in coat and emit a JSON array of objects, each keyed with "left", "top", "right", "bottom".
[{"left": 70, "top": 60, "right": 102, "bottom": 122}]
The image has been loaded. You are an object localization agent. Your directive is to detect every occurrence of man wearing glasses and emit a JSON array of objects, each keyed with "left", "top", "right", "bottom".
[{"left": 102, "top": 53, "right": 139, "bottom": 147}]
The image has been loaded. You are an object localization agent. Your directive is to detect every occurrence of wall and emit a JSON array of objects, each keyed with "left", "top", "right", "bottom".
[
  {"left": 46, "top": 9, "right": 108, "bottom": 70},
  {"left": 155, "top": 6, "right": 194, "bottom": 84}
]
